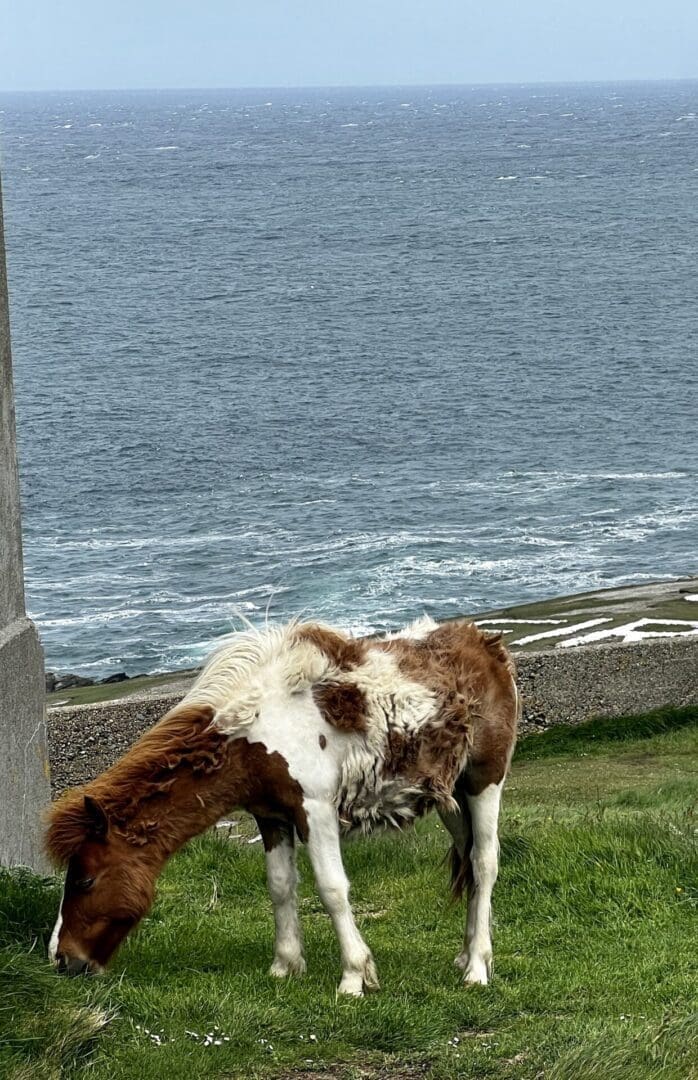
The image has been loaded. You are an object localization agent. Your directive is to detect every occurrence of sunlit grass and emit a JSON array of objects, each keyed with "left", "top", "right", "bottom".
[{"left": 2, "top": 707, "right": 696, "bottom": 1079}]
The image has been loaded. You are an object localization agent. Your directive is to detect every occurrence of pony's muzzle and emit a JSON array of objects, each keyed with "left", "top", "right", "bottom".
[{"left": 55, "top": 953, "right": 96, "bottom": 977}]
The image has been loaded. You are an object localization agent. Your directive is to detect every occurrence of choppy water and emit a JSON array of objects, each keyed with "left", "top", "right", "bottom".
[{"left": 1, "top": 82, "right": 696, "bottom": 676}]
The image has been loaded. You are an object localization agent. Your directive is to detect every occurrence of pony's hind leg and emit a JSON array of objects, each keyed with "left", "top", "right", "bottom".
[
  {"left": 455, "top": 778, "right": 504, "bottom": 986},
  {"left": 304, "top": 799, "right": 379, "bottom": 996},
  {"left": 256, "top": 817, "right": 306, "bottom": 977}
]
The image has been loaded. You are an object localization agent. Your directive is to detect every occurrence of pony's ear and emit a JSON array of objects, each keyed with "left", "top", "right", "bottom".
[{"left": 83, "top": 796, "right": 109, "bottom": 840}]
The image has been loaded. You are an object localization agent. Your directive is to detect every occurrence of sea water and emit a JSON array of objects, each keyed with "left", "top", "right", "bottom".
[{"left": 1, "top": 82, "right": 696, "bottom": 675}]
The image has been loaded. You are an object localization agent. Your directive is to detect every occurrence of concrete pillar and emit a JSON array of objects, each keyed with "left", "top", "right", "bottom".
[{"left": 0, "top": 172, "right": 51, "bottom": 872}]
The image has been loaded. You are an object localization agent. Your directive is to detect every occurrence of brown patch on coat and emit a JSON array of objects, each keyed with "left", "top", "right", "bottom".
[
  {"left": 313, "top": 681, "right": 368, "bottom": 734},
  {"left": 376, "top": 620, "right": 518, "bottom": 800},
  {"left": 46, "top": 704, "right": 309, "bottom": 863},
  {"left": 294, "top": 622, "right": 367, "bottom": 670},
  {"left": 254, "top": 815, "right": 295, "bottom": 852}
]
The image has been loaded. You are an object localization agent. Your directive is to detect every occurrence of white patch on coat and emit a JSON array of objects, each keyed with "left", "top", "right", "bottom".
[
  {"left": 191, "top": 618, "right": 490, "bottom": 834},
  {"left": 48, "top": 887, "right": 65, "bottom": 964},
  {"left": 383, "top": 614, "right": 439, "bottom": 641}
]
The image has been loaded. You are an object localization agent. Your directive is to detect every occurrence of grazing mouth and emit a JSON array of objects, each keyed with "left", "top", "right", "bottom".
[{"left": 55, "top": 955, "right": 103, "bottom": 977}]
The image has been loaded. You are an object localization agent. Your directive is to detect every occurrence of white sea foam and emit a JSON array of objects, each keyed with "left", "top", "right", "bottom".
[{"left": 41, "top": 530, "right": 259, "bottom": 552}]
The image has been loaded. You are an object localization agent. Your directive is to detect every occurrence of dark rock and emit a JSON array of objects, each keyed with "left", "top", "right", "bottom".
[
  {"left": 54, "top": 674, "right": 94, "bottom": 691},
  {"left": 45, "top": 671, "right": 57, "bottom": 693},
  {"left": 99, "top": 672, "right": 129, "bottom": 685}
]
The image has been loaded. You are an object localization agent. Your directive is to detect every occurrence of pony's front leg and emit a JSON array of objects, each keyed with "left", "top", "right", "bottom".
[
  {"left": 256, "top": 817, "right": 305, "bottom": 977},
  {"left": 304, "top": 799, "right": 379, "bottom": 996}
]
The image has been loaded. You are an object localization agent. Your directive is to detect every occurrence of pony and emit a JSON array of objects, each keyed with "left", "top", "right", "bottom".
[{"left": 46, "top": 616, "right": 518, "bottom": 995}]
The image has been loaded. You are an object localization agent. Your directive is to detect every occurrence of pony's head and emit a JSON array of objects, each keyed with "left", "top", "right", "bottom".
[{"left": 45, "top": 793, "right": 158, "bottom": 974}]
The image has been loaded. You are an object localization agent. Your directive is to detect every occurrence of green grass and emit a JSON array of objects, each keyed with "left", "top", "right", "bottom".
[{"left": 2, "top": 710, "right": 697, "bottom": 1079}]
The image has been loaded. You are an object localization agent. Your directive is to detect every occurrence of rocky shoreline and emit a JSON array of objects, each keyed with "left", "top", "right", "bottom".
[{"left": 45, "top": 669, "right": 147, "bottom": 693}]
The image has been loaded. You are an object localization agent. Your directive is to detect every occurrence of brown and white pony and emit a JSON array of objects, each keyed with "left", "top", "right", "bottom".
[{"left": 46, "top": 616, "right": 518, "bottom": 995}]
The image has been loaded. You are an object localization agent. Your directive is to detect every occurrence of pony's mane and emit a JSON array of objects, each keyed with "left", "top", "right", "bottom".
[
  {"left": 45, "top": 703, "right": 221, "bottom": 863},
  {"left": 182, "top": 619, "right": 355, "bottom": 730}
]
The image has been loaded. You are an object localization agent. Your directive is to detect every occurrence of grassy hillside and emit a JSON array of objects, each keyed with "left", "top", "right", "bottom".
[{"left": 2, "top": 706, "right": 697, "bottom": 1079}]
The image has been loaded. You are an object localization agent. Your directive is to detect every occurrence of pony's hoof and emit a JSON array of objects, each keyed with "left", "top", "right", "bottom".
[
  {"left": 338, "top": 956, "right": 380, "bottom": 996},
  {"left": 455, "top": 952, "right": 490, "bottom": 986},
  {"left": 270, "top": 955, "right": 306, "bottom": 978}
]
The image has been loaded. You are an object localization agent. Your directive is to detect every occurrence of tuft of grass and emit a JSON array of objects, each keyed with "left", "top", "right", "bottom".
[
  {"left": 0, "top": 944, "right": 113, "bottom": 1079},
  {"left": 1, "top": 712, "right": 697, "bottom": 1079},
  {"left": 549, "top": 1012, "right": 698, "bottom": 1080}
]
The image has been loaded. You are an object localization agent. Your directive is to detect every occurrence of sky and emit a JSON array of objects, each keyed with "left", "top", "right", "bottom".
[{"left": 1, "top": 0, "right": 697, "bottom": 92}]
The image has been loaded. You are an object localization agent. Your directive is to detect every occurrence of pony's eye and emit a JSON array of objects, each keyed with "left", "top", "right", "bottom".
[{"left": 76, "top": 877, "right": 95, "bottom": 891}]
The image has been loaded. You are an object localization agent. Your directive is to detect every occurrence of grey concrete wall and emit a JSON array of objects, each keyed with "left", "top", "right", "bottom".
[
  {"left": 0, "top": 174, "right": 51, "bottom": 871},
  {"left": 46, "top": 636, "right": 698, "bottom": 795}
]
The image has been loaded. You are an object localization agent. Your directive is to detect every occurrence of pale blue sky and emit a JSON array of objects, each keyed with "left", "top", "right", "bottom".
[{"left": 2, "top": 0, "right": 697, "bottom": 91}]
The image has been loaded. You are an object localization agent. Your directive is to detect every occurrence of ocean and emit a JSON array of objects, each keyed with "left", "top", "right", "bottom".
[{"left": 1, "top": 82, "right": 696, "bottom": 677}]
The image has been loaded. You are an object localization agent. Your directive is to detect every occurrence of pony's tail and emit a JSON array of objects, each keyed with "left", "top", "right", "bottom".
[
  {"left": 447, "top": 790, "right": 473, "bottom": 901},
  {"left": 448, "top": 841, "right": 473, "bottom": 901}
]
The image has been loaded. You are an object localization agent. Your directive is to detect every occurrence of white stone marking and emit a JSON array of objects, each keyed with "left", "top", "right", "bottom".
[
  {"left": 509, "top": 618, "right": 611, "bottom": 646},
  {"left": 558, "top": 617, "right": 698, "bottom": 648},
  {"left": 475, "top": 618, "right": 566, "bottom": 625}
]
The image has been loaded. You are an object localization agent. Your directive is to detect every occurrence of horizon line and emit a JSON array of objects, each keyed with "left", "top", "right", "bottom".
[{"left": 1, "top": 75, "right": 697, "bottom": 96}]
